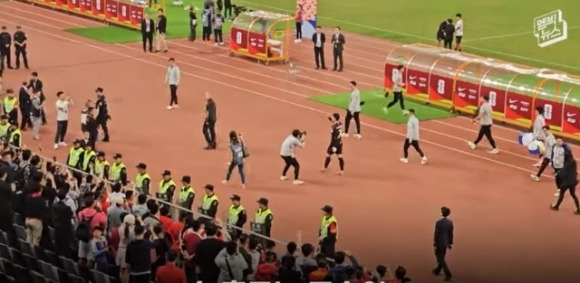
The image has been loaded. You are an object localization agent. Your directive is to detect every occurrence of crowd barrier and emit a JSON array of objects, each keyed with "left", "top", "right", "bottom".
[
  {"left": 17, "top": 0, "right": 153, "bottom": 30},
  {"left": 384, "top": 43, "right": 580, "bottom": 141}
]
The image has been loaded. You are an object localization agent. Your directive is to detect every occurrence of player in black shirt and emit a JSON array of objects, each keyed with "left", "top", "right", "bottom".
[
  {"left": 443, "top": 19, "right": 455, "bottom": 49},
  {"left": 436, "top": 20, "right": 446, "bottom": 47},
  {"left": 323, "top": 113, "right": 345, "bottom": 175}
]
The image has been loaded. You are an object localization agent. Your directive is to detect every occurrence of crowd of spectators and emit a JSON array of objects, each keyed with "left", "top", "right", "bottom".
[{"left": 0, "top": 144, "right": 413, "bottom": 283}]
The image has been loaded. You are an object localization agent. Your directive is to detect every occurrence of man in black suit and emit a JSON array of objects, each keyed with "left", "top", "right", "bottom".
[
  {"left": 312, "top": 26, "right": 326, "bottom": 70},
  {"left": 433, "top": 206, "right": 454, "bottom": 281},
  {"left": 18, "top": 81, "right": 32, "bottom": 130},
  {"left": 156, "top": 9, "right": 168, "bottom": 53},
  {"left": 28, "top": 72, "right": 47, "bottom": 124},
  {"left": 141, "top": 14, "right": 155, "bottom": 52},
  {"left": 331, "top": 26, "right": 345, "bottom": 72}
]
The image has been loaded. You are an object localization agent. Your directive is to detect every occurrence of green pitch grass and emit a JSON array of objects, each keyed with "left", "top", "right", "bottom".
[
  {"left": 66, "top": 1, "right": 231, "bottom": 43},
  {"left": 237, "top": 0, "right": 580, "bottom": 75},
  {"left": 311, "top": 91, "right": 455, "bottom": 124}
]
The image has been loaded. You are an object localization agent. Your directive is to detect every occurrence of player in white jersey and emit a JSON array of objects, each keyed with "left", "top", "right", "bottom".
[{"left": 454, "top": 13, "right": 463, "bottom": 52}]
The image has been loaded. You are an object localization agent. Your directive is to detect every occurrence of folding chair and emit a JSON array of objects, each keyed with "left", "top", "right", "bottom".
[
  {"left": 92, "top": 269, "right": 111, "bottom": 283},
  {"left": 24, "top": 254, "right": 42, "bottom": 273},
  {"left": 69, "top": 274, "right": 86, "bottom": 283},
  {"left": 39, "top": 261, "right": 59, "bottom": 283},
  {"left": 0, "top": 231, "right": 7, "bottom": 245},
  {"left": 0, "top": 244, "right": 11, "bottom": 260},
  {"left": 286, "top": 61, "right": 300, "bottom": 81},
  {"left": 12, "top": 224, "right": 26, "bottom": 241},
  {"left": 18, "top": 239, "right": 34, "bottom": 257},
  {"left": 60, "top": 256, "right": 80, "bottom": 277}
]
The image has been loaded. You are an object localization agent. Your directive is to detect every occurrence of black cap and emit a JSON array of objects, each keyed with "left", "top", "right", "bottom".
[
  {"left": 204, "top": 184, "right": 214, "bottom": 191},
  {"left": 0, "top": 115, "right": 7, "bottom": 120},
  {"left": 16, "top": 25, "right": 21, "bottom": 29},
  {"left": 257, "top": 198, "right": 269, "bottom": 205},
  {"left": 181, "top": 175, "right": 191, "bottom": 183},
  {"left": 136, "top": 163, "right": 147, "bottom": 169},
  {"left": 97, "top": 151, "right": 106, "bottom": 157},
  {"left": 322, "top": 205, "right": 333, "bottom": 214},
  {"left": 162, "top": 170, "right": 171, "bottom": 176},
  {"left": 95, "top": 87, "right": 103, "bottom": 93},
  {"left": 10, "top": 121, "right": 18, "bottom": 127},
  {"left": 230, "top": 194, "right": 241, "bottom": 201},
  {"left": 73, "top": 139, "right": 81, "bottom": 144},
  {"left": 113, "top": 153, "right": 122, "bottom": 159}
]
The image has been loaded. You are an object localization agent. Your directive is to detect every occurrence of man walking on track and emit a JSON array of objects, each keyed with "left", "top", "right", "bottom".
[
  {"left": 343, "top": 81, "right": 362, "bottom": 139},
  {"left": 384, "top": 64, "right": 407, "bottom": 114},
  {"left": 400, "top": 109, "right": 427, "bottom": 165},
  {"left": 468, "top": 96, "right": 498, "bottom": 154},
  {"left": 165, "top": 58, "right": 180, "bottom": 110},
  {"left": 432, "top": 206, "right": 454, "bottom": 282}
]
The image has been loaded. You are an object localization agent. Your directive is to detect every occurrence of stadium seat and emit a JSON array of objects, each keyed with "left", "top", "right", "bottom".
[
  {"left": 9, "top": 248, "right": 25, "bottom": 266},
  {"left": 56, "top": 267, "right": 70, "bottom": 283},
  {"left": 49, "top": 227, "right": 55, "bottom": 243},
  {"left": 34, "top": 245, "right": 47, "bottom": 261},
  {"left": 39, "top": 260, "right": 59, "bottom": 283},
  {"left": 0, "top": 258, "right": 5, "bottom": 273},
  {"left": 92, "top": 269, "right": 111, "bottom": 283},
  {"left": 13, "top": 224, "right": 26, "bottom": 241},
  {"left": 13, "top": 213, "right": 24, "bottom": 226},
  {"left": 31, "top": 270, "right": 45, "bottom": 283},
  {"left": 44, "top": 250, "right": 59, "bottom": 266},
  {"left": 0, "top": 231, "right": 7, "bottom": 245},
  {"left": 12, "top": 263, "right": 30, "bottom": 282},
  {"left": 60, "top": 256, "right": 80, "bottom": 276},
  {"left": 18, "top": 239, "right": 34, "bottom": 257},
  {"left": 0, "top": 244, "right": 11, "bottom": 260},
  {"left": 24, "top": 254, "right": 42, "bottom": 273},
  {"left": 69, "top": 274, "right": 86, "bottom": 283}
]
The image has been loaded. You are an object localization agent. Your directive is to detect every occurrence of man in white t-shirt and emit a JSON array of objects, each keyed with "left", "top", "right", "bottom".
[
  {"left": 454, "top": 13, "right": 463, "bottom": 52},
  {"left": 54, "top": 91, "right": 73, "bottom": 149}
]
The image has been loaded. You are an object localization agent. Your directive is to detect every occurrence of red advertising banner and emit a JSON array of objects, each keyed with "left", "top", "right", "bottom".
[
  {"left": 535, "top": 99, "right": 563, "bottom": 130},
  {"left": 248, "top": 32, "right": 266, "bottom": 55},
  {"left": 92, "top": 0, "right": 105, "bottom": 17},
  {"left": 406, "top": 69, "right": 429, "bottom": 95},
  {"left": 480, "top": 86, "right": 506, "bottom": 114},
  {"left": 428, "top": 74, "right": 453, "bottom": 104},
  {"left": 505, "top": 92, "right": 533, "bottom": 121},
  {"left": 118, "top": 2, "right": 131, "bottom": 23},
  {"left": 230, "top": 28, "right": 248, "bottom": 51},
  {"left": 454, "top": 81, "right": 480, "bottom": 109},
  {"left": 130, "top": 5, "right": 144, "bottom": 25},
  {"left": 562, "top": 104, "right": 580, "bottom": 135},
  {"left": 68, "top": 0, "right": 80, "bottom": 10},
  {"left": 105, "top": 0, "right": 119, "bottom": 19},
  {"left": 44, "top": 0, "right": 55, "bottom": 5},
  {"left": 79, "top": 0, "right": 90, "bottom": 12},
  {"left": 56, "top": 0, "right": 68, "bottom": 8}
]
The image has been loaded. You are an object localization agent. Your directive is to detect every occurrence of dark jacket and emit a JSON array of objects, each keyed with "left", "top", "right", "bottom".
[
  {"left": 0, "top": 179, "right": 12, "bottom": 231},
  {"left": 312, "top": 32, "right": 326, "bottom": 47},
  {"left": 19, "top": 86, "right": 31, "bottom": 110},
  {"left": 157, "top": 15, "right": 167, "bottom": 34},
  {"left": 28, "top": 79, "right": 44, "bottom": 99},
  {"left": 444, "top": 23, "right": 455, "bottom": 39},
  {"left": 0, "top": 32, "right": 11, "bottom": 49},
  {"left": 434, "top": 217, "right": 454, "bottom": 248},
  {"left": 205, "top": 99, "right": 217, "bottom": 122},
  {"left": 557, "top": 158, "right": 578, "bottom": 188},
  {"left": 51, "top": 199, "right": 73, "bottom": 230},
  {"left": 141, "top": 18, "right": 155, "bottom": 34},
  {"left": 189, "top": 12, "right": 197, "bottom": 28},
  {"left": 330, "top": 33, "right": 345, "bottom": 51},
  {"left": 25, "top": 191, "right": 47, "bottom": 219}
]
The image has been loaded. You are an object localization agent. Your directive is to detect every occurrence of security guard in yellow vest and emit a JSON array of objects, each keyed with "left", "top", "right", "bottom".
[
  {"left": 8, "top": 122, "right": 21, "bottom": 149},
  {"left": 157, "top": 170, "right": 177, "bottom": 203},
  {"left": 110, "top": 153, "right": 127, "bottom": 185},
  {"left": 0, "top": 115, "right": 10, "bottom": 141},
  {"left": 3, "top": 89, "right": 19, "bottom": 124},
  {"left": 178, "top": 175, "right": 195, "bottom": 211},
  {"left": 198, "top": 184, "right": 219, "bottom": 218},
  {"left": 66, "top": 139, "right": 84, "bottom": 170},
  {"left": 81, "top": 143, "right": 96, "bottom": 174},
  {"left": 319, "top": 205, "right": 338, "bottom": 257},
  {"left": 251, "top": 198, "right": 273, "bottom": 237},
  {"left": 134, "top": 163, "right": 151, "bottom": 195},
  {"left": 94, "top": 151, "right": 110, "bottom": 180},
  {"left": 227, "top": 194, "right": 247, "bottom": 240}
]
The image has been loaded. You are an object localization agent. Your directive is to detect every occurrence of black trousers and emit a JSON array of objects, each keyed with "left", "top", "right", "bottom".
[
  {"left": 473, "top": 124, "right": 496, "bottom": 148},
  {"left": 295, "top": 22, "right": 302, "bottom": 39},
  {"left": 189, "top": 26, "right": 197, "bottom": 41},
  {"left": 15, "top": 46, "right": 28, "bottom": 68},
  {"left": 314, "top": 46, "right": 325, "bottom": 68},
  {"left": 54, "top": 120, "right": 68, "bottom": 144},
  {"left": 554, "top": 185, "right": 580, "bottom": 210},
  {"left": 185, "top": 264, "right": 197, "bottom": 283},
  {"left": 54, "top": 230, "right": 72, "bottom": 258},
  {"left": 0, "top": 48, "right": 11, "bottom": 68},
  {"left": 320, "top": 238, "right": 336, "bottom": 259},
  {"left": 403, "top": 139, "right": 425, "bottom": 158},
  {"left": 434, "top": 247, "right": 452, "bottom": 278},
  {"left": 387, "top": 91, "right": 405, "bottom": 110},
  {"left": 281, "top": 155, "right": 300, "bottom": 179},
  {"left": 444, "top": 38, "right": 453, "bottom": 49},
  {"left": 333, "top": 49, "right": 343, "bottom": 70},
  {"left": 224, "top": 4, "right": 232, "bottom": 18},
  {"left": 7, "top": 109, "right": 17, "bottom": 125},
  {"left": 129, "top": 273, "right": 151, "bottom": 283},
  {"left": 20, "top": 107, "right": 32, "bottom": 129},
  {"left": 344, "top": 111, "right": 360, "bottom": 134},
  {"left": 169, "top": 84, "right": 178, "bottom": 106},
  {"left": 214, "top": 29, "right": 223, "bottom": 43},
  {"left": 535, "top": 158, "right": 551, "bottom": 177},
  {"left": 202, "top": 120, "right": 216, "bottom": 147},
  {"left": 142, "top": 32, "right": 153, "bottom": 52},
  {"left": 97, "top": 118, "right": 109, "bottom": 141},
  {"left": 202, "top": 26, "right": 212, "bottom": 41}
]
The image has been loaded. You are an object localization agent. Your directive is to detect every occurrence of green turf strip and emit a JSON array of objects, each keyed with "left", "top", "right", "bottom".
[{"left": 311, "top": 90, "right": 455, "bottom": 124}]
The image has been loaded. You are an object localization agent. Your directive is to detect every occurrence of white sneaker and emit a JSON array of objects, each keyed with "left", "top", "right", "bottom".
[
  {"left": 382, "top": 107, "right": 388, "bottom": 114},
  {"left": 220, "top": 42, "right": 225, "bottom": 46},
  {"left": 58, "top": 142, "right": 67, "bottom": 146},
  {"left": 467, "top": 141, "right": 476, "bottom": 149},
  {"left": 167, "top": 105, "right": 174, "bottom": 110},
  {"left": 342, "top": 133, "right": 349, "bottom": 138},
  {"left": 399, "top": 158, "right": 408, "bottom": 163},
  {"left": 53, "top": 144, "right": 59, "bottom": 149},
  {"left": 421, "top": 157, "right": 427, "bottom": 165},
  {"left": 488, "top": 148, "right": 499, "bottom": 154},
  {"left": 240, "top": 184, "right": 246, "bottom": 189},
  {"left": 280, "top": 176, "right": 288, "bottom": 181},
  {"left": 335, "top": 171, "right": 344, "bottom": 175},
  {"left": 221, "top": 180, "right": 228, "bottom": 185},
  {"left": 214, "top": 42, "right": 219, "bottom": 46},
  {"left": 530, "top": 174, "right": 540, "bottom": 181},
  {"left": 173, "top": 105, "right": 179, "bottom": 109},
  {"left": 354, "top": 134, "right": 362, "bottom": 139},
  {"left": 554, "top": 190, "right": 560, "bottom": 196},
  {"left": 293, "top": 180, "right": 304, "bottom": 185}
]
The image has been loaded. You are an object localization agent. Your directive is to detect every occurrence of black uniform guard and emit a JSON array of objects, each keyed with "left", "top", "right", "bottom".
[
  {"left": 432, "top": 206, "right": 454, "bottom": 281},
  {"left": 18, "top": 81, "right": 32, "bottom": 130},
  {"left": 13, "top": 26, "right": 28, "bottom": 69},
  {"left": 95, "top": 87, "right": 110, "bottom": 142},
  {"left": 323, "top": 113, "right": 344, "bottom": 173},
  {"left": 0, "top": 26, "right": 12, "bottom": 70},
  {"left": 28, "top": 72, "right": 47, "bottom": 125},
  {"left": 203, "top": 92, "right": 217, "bottom": 150},
  {"left": 85, "top": 107, "right": 99, "bottom": 149}
]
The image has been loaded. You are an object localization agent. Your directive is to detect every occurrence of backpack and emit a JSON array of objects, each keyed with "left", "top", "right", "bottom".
[
  {"left": 241, "top": 141, "right": 250, "bottom": 158},
  {"left": 76, "top": 212, "right": 96, "bottom": 242}
]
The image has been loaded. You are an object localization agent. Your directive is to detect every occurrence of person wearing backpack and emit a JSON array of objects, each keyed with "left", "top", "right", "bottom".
[{"left": 77, "top": 197, "right": 106, "bottom": 266}]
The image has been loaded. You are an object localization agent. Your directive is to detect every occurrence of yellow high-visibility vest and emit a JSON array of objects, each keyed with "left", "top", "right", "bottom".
[
  {"left": 3, "top": 97, "right": 16, "bottom": 113},
  {"left": 94, "top": 160, "right": 110, "bottom": 176},
  {"left": 135, "top": 173, "right": 151, "bottom": 189},
  {"left": 111, "top": 162, "right": 126, "bottom": 181},
  {"left": 228, "top": 205, "right": 245, "bottom": 225},
  {"left": 202, "top": 194, "right": 219, "bottom": 210},
  {"left": 9, "top": 129, "right": 21, "bottom": 148},
  {"left": 158, "top": 179, "right": 176, "bottom": 194},
  {"left": 82, "top": 150, "right": 96, "bottom": 171},
  {"left": 254, "top": 208, "right": 272, "bottom": 224},
  {"left": 67, "top": 147, "right": 84, "bottom": 167},
  {"left": 320, "top": 215, "right": 338, "bottom": 239},
  {"left": 178, "top": 186, "right": 194, "bottom": 202},
  {"left": 0, "top": 123, "right": 9, "bottom": 138}
]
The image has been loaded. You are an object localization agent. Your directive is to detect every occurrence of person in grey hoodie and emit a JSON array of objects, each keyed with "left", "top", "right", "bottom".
[{"left": 215, "top": 241, "right": 248, "bottom": 282}]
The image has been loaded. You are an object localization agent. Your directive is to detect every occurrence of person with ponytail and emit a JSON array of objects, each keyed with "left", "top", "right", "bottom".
[{"left": 222, "top": 130, "right": 247, "bottom": 188}]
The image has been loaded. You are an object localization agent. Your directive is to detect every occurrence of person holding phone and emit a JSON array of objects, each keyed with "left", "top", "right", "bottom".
[{"left": 54, "top": 91, "right": 73, "bottom": 149}]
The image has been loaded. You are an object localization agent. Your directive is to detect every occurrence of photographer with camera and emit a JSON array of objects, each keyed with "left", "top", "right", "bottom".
[{"left": 279, "top": 129, "right": 306, "bottom": 185}]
